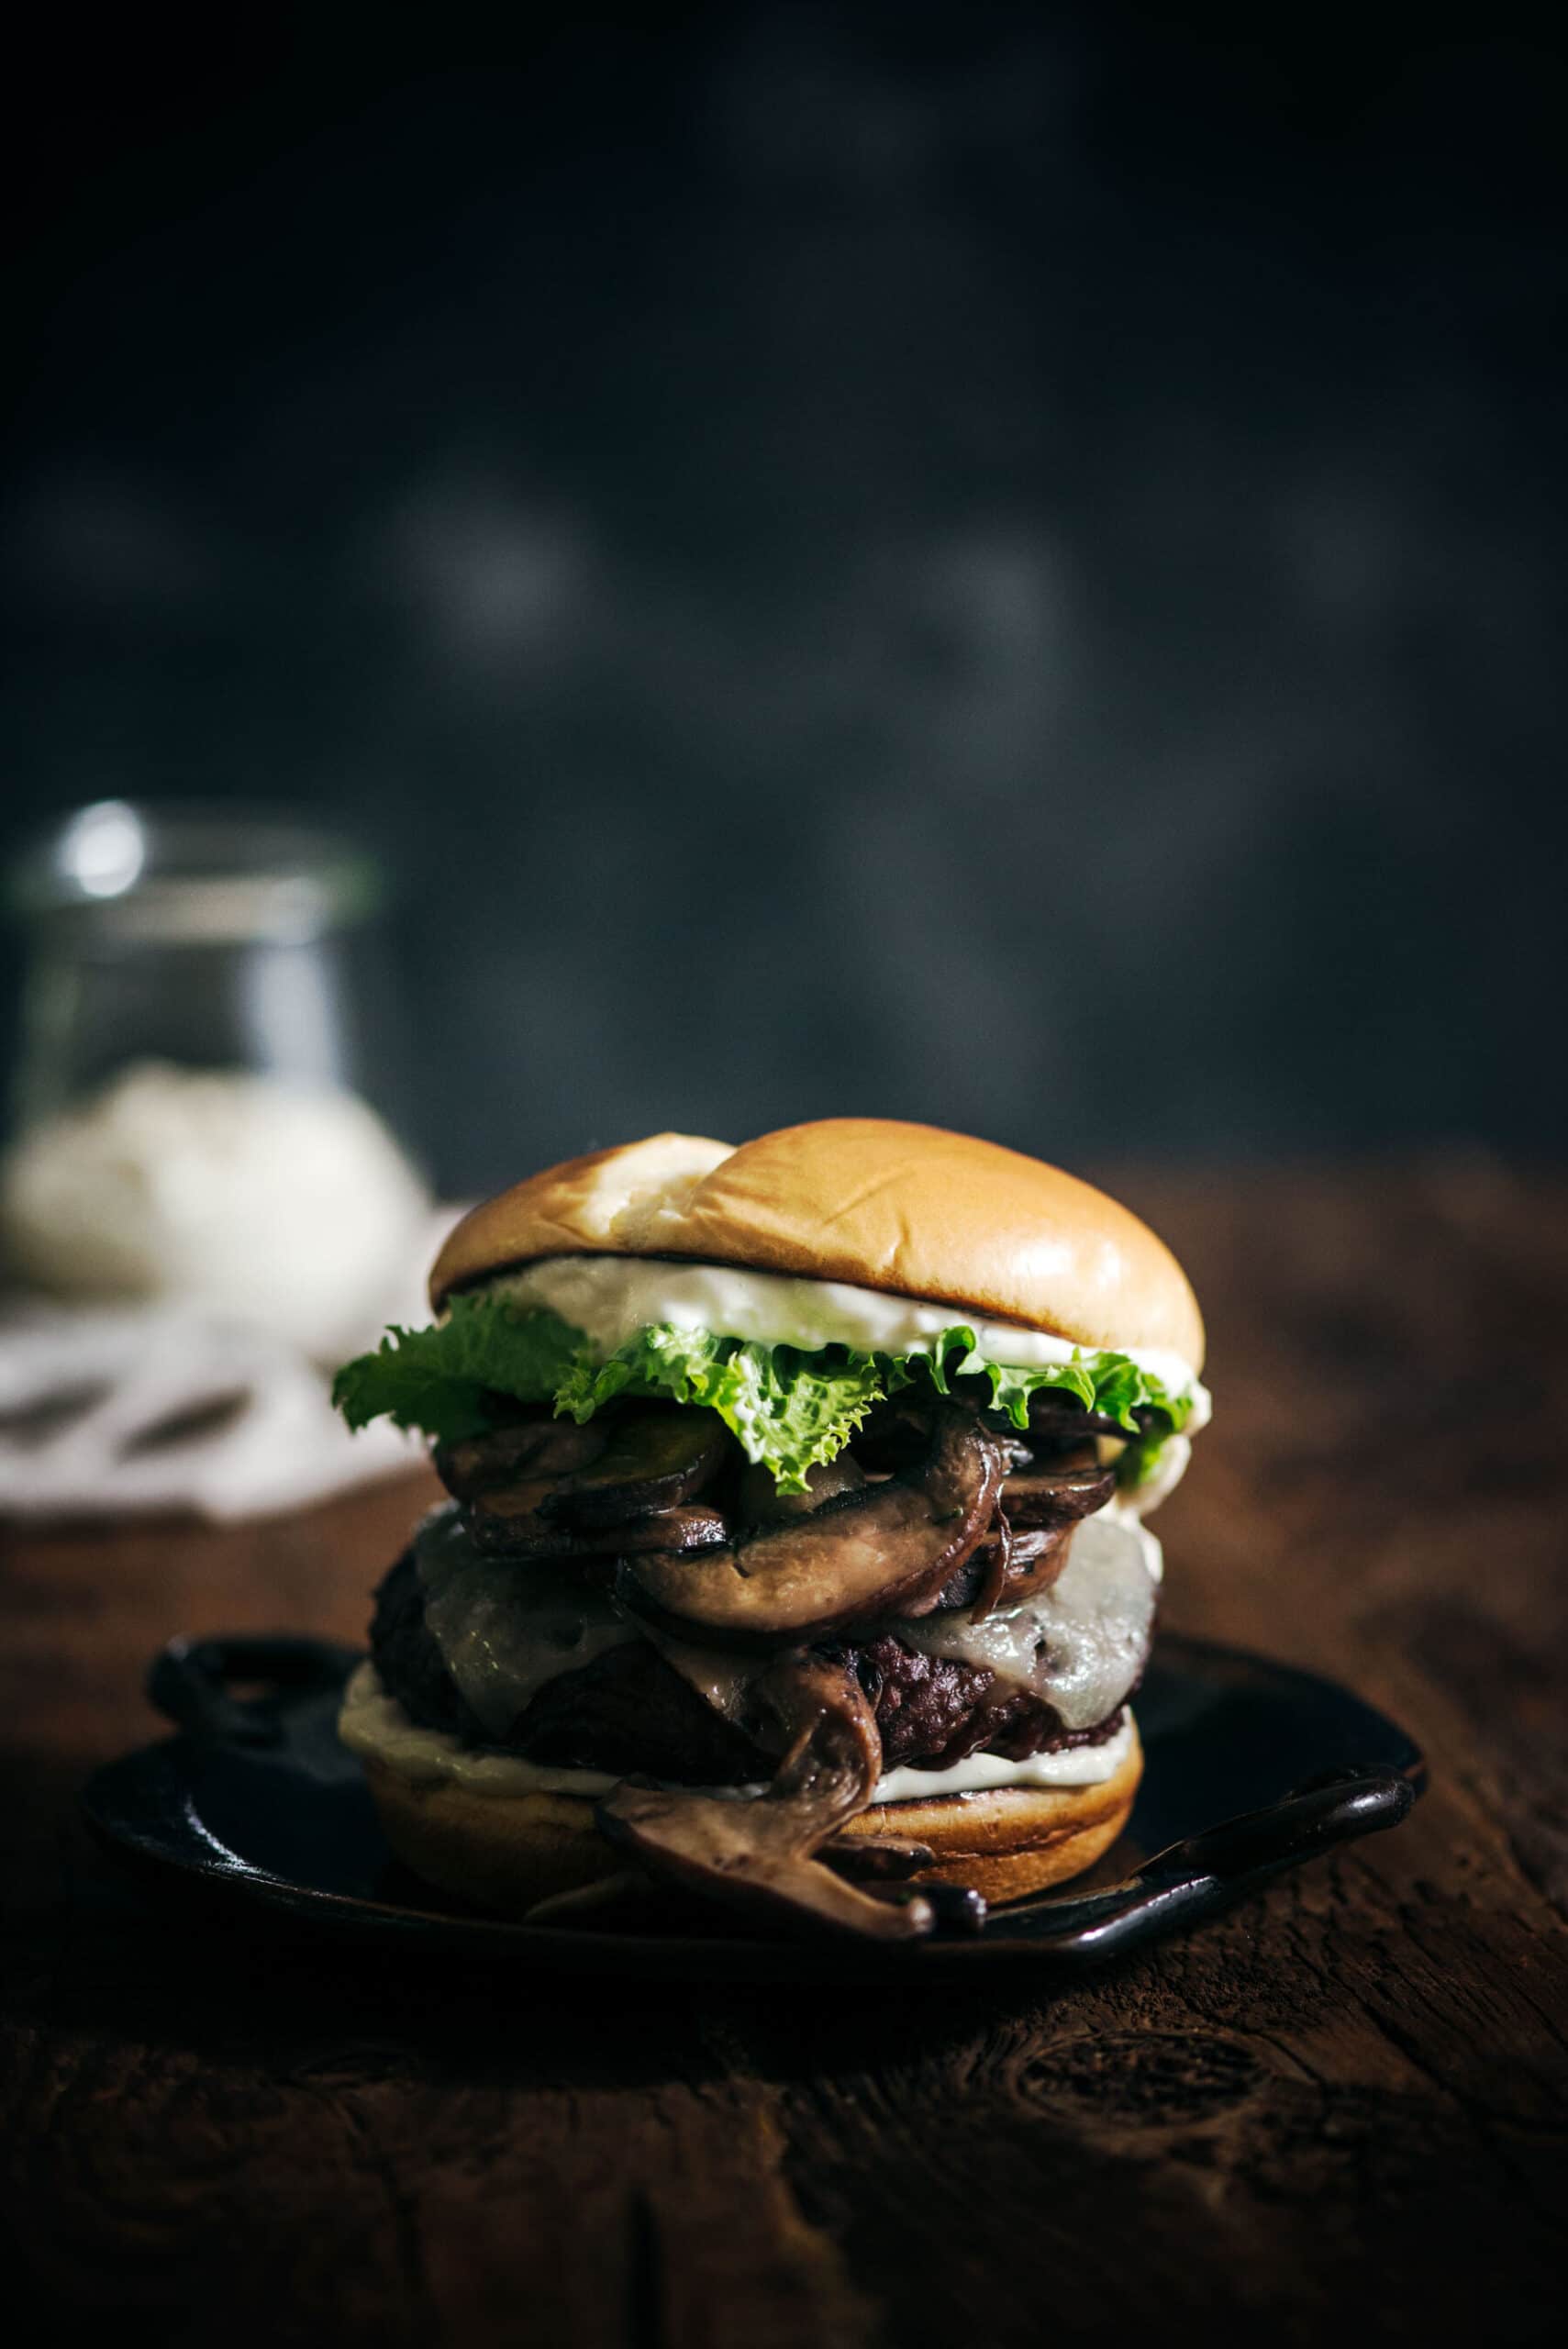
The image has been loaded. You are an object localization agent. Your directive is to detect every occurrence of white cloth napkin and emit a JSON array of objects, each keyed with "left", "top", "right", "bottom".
[
  {"left": 0, "top": 1305, "right": 426, "bottom": 1521},
  {"left": 0, "top": 1209, "right": 464, "bottom": 1523}
]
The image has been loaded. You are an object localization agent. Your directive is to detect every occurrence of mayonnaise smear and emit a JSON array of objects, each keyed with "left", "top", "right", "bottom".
[
  {"left": 339, "top": 1662, "right": 1137, "bottom": 1805},
  {"left": 485, "top": 1256, "right": 1211, "bottom": 1425}
]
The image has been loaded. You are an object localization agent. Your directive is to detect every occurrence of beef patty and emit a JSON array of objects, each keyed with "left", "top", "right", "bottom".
[{"left": 368, "top": 1549, "right": 1131, "bottom": 1785}]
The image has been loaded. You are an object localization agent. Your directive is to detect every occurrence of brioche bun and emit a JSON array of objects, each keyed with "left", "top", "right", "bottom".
[
  {"left": 361, "top": 1720, "right": 1142, "bottom": 1921},
  {"left": 362, "top": 1753, "right": 616, "bottom": 1915},
  {"left": 430, "top": 1119, "right": 1202, "bottom": 1369},
  {"left": 833, "top": 1729, "right": 1142, "bottom": 1903}
]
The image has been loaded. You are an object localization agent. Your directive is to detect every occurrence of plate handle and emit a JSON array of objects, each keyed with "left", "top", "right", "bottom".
[
  {"left": 1162, "top": 1764, "right": 1418, "bottom": 1876},
  {"left": 1057, "top": 1765, "right": 1420, "bottom": 1954},
  {"left": 147, "top": 1633, "right": 361, "bottom": 1749}
]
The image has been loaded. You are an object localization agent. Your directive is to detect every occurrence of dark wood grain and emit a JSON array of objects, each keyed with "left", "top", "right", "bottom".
[{"left": 4, "top": 1160, "right": 1567, "bottom": 2346}]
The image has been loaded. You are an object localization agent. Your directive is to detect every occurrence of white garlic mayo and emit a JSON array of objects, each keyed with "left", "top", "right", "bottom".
[
  {"left": 485, "top": 1254, "right": 1210, "bottom": 1431},
  {"left": 0, "top": 1061, "right": 430, "bottom": 1361},
  {"left": 339, "top": 1661, "right": 1137, "bottom": 1805}
]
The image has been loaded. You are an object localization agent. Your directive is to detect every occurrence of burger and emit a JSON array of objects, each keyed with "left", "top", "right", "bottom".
[{"left": 332, "top": 1119, "right": 1208, "bottom": 1940}]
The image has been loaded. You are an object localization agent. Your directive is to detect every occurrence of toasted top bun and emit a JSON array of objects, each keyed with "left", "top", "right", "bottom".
[{"left": 430, "top": 1119, "right": 1203, "bottom": 1368}]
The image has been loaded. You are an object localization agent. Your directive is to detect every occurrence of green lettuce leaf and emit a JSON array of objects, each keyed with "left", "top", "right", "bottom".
[
  {"left": 330, "top": 1293, "right": 585, "bottom": 1445},
  {"left": 555, "top": 1324, "right": 887, "bottom": 1491},
  {"left": 332, "top": 1301, "right": 1199, "bottom": 1491},
  {"left": 891, "top": 1326, "right": 1192, "bottom": 1493},
  {"left": 924, "top": 1327, "right": 1128, "bottom": 1426}
]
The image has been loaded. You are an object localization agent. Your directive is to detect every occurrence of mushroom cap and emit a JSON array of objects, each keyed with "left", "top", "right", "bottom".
[{"left": 428, "top": 1119, "right": 1203, "bottom": 1371}]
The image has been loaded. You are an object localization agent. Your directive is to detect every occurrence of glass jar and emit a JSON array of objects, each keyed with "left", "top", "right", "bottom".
[
  {"left": 1, "top": 801, "right": 430, "bottom": 1358},
  {"left": 6, "top": 800, "right": 408, "bottom": 1124}
]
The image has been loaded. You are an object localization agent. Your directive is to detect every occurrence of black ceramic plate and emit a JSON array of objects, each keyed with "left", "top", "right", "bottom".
[{"left": 82, "top": 1631, "right": 1425, "bottom": 1980}]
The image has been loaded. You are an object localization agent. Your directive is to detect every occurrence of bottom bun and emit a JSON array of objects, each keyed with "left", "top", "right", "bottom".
[
  {"left": 362, "top": 1723, "right": 1141, "bottom": 1921},
  {"left": 361, "top": 1757, "right": 615, "bottom": 1918},
  {"left": 834, "top": 1725, "right": 1142, "bottom": 1904}
]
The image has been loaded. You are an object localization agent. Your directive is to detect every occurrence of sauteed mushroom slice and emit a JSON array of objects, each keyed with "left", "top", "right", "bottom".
[
  {"left": 736, "top": 1454, "right": 867, "bottom": 1523},
  {"left": 617, "top": 1408, "right": 1003, "bottom": 1649},
  {"left": 999, "top": 1458, "right": 1116, "bottom": 1529},
  {"left": 588, "top": 1505, "right": 731, "bottom": 1555},
  {"left": 461, "top": 1475, "right": 562, "bottom": 1550},
  {"left": 435, "top": 1415, "right": 608, "bottom": 1501},
  {"left": 539, "top": 1408, "right": 731, "bottom": 1529},
  {"left": 851, "top": 1399, "right": 934, "bottom": 1472},
  {"left": 967, "top": 1508, "right": 1015, "bottom": 1622},
  {"left": 820, "top": 1833, "right": 937, "bottom": 1882},
  {"left": 859, "top": 1401, "right": 1030, "bottom": 1475},
  {"left": 467, "top": 1486, "right": 730, "bottom": 1561},
  {"left": 596, "top": 1653, "right": 934, "bottom": 1940},
  {"left": 1027, "top": 1394, "right": 1135, "bottom": 1445},
  {"left": 929, "top": 1523, "right": 1073, "bottom": 1613}
]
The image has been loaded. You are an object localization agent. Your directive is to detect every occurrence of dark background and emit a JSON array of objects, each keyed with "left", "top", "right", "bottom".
[{"left": 5, "top": 6, "right": 1564, "bottom": 1197}]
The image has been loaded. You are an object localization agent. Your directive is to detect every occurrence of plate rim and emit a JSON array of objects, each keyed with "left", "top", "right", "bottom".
[{"left": 80, "top": 1630, "right": 1427, "bottom": 1976}]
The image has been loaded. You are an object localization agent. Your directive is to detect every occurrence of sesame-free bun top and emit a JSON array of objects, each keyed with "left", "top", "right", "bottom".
[{"left": 429, "top": 1119, "right": 1204, "bottom": 1369}]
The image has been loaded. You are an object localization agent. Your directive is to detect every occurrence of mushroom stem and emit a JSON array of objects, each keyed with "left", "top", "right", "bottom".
[{"left": 596, "top": 1654, "right": 935, "bottom": 1941}]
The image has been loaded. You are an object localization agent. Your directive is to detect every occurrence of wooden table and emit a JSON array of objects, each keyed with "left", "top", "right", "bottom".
[{"left": 4, "top": 1163, "right": 1566, "bottom": 2345}]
